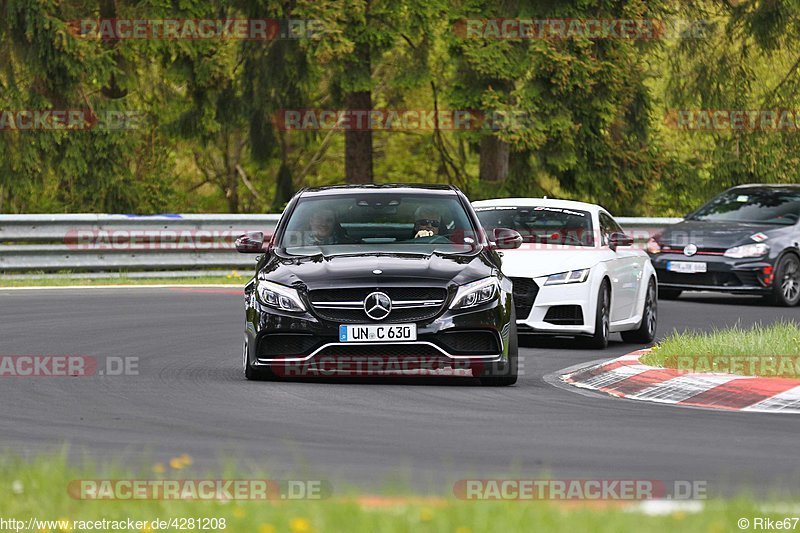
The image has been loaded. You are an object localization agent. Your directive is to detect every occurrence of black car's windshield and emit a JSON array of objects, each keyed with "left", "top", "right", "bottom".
[
  {"left": 475, "top": 206, "right": 595, "bottom": 247},
  {"left": 279, "top": 193, "right": 479, "bottom": 256},
  {"left": 688, "top": 189, "right": 800, "bottom": 225}
]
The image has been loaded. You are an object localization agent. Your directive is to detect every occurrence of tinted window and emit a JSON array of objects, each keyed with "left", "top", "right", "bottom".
[
  {"left": 599, "top": 212, "right": 622, "bottom": 246},
  {"left": 475, "top": 206, "right": 594, "bottom": 247},
  {"left": 279, "top": 194, "right": 478, "bottom": 255},
  {"left": 689, "top": 189, "right": 800, "bottom": 225}
]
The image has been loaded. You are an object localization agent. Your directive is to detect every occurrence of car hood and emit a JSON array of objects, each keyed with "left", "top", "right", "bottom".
[
  {"left": 260, "top": 251, "right": 494, "bottom": 290},
  {"left": 657, "top": 220, "right": 783, "bottom": 249},
  {"left": 498, "top": 246, "right": 605, "bottom": 279}
]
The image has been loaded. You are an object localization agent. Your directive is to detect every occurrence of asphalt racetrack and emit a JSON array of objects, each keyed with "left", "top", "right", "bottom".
[{"left": 1, "top": 287, "right": 799, "bottom": 496}]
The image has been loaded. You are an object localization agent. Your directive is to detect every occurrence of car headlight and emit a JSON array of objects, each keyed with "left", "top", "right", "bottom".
[
  {"left": 723, "top": 243, "right": 769, "bottom": 259},
  {"left": 256, "top": 279, "right": 306, "bottom": 311},
  {"left": 451, "top": 278, "right": 499, "bottom": 309},
  {"left": 544, "top": 269, "right": 590, "bottom": 286}
]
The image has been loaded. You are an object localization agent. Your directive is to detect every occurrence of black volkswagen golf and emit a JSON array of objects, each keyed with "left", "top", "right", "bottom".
[
  {"left": 648, "top": 184, "right": 800, "bottom": 306},
  {"left": 236, "top": 184, "right": 523, "bottom": 385}
]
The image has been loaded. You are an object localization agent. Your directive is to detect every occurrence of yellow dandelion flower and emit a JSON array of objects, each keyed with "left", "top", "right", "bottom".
[
  {"left": 169, "top": 457, "right": 186, "bottom": 470},
  {"left": 178, "top": 453, "right": 193, "bottom": 466},
  {"left": 258, "top": 525, "right": 276, "bottom": 533},
  {"left": 289, "top": 518, "right": 311, "bottom": 533},
  {"left": 57, "top": 519, "right": 72, "bottom": 532},
  {"left": 455, "top": 528, "right": 471, "bottom": 533},
  {"left": 419, "top": 508, "right": 434, "bottom": 522},
  {"left": 233, "top": 507, "right": 245, "bottom": 518},
  {"left": 152, "top": 463, "right": 165, "bottom": 474}
]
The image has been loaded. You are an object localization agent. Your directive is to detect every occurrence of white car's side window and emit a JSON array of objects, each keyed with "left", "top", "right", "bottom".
[{"left": 599, "top": 212, "right": 622, "bottom": 246}]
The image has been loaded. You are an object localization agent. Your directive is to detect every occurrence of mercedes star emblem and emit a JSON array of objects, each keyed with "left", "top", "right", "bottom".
[
  {"left": 364, "top": 291, "right": 391, "bottom": 320},
  {"left": 683, "top": 243, "right": 698, "bottom": 257}
]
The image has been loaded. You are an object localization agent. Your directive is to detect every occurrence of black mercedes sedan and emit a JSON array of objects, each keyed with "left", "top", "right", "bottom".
[
  {"left": 647, "top": 184, "right": 800, "bottom": 306},
  {"left": 235, "top": 184, "right": 522, "bottom": 385}
]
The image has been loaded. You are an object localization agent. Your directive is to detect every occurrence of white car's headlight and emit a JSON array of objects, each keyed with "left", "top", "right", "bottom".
[
  {"left": 451, "top": 278, "right": 498, "bottom": 309},
  {"left": 544, "top": 269, "right": 590, "bottom": 286},
  {"left": 256, "top": 279, "right": 306, "bottom": 311},
  {"left": 723, "top": 243, "right": 769, "bottom": 259}
]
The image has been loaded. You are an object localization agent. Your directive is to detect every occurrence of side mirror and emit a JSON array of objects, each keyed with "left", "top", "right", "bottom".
[
  {"left": 492, "top": 228, "right": 523, "bottom": 250},
  {"left": 608, "top": 232, "right": 634, "bottom": 252},
  {"left": 235, "top": 231, "right": 267, "bottom": 253}
]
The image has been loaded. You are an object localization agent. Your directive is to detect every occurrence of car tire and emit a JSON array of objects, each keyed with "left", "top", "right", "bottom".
[
  {"left": 769, "top": 254, "right": 800, "bottom": 307},
  {"left": 621, "top": 278, "right": 657, "bottom": 344},
  {"left": 658, "top": 288, "right": 682, "bottom": 300},
  {"left": 583, "top": 280, "right": 610, "bottom": 350},
  {"left": 243, "top": 337, "right": 274, "bottom": 381},
  {"left": 479, "top": 308, "right": 518, "bottom": 386}
]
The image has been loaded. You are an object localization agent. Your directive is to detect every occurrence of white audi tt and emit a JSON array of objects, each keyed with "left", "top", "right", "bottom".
[{"left": 473, "top": 198, "right": 657, "bottom": 348}]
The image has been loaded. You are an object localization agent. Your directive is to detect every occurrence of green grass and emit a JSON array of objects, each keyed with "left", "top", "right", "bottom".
[
  {"left": 0, "top": 453, "right": 788, "bottom": 532},
  {"left": 0, "top": 274, "right": 247, "bottom": 287},
  {"left": 641, "top": 321, "right": 800, "bottom": 377}
]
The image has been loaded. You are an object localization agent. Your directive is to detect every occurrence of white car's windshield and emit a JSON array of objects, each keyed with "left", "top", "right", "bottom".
[{"left": 475, "top": 206, "right": 595, "bottom": 247}]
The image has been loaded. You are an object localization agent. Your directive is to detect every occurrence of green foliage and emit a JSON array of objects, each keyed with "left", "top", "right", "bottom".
[{"left": 1, "top": 0, "right": 799, "bottom": 214}]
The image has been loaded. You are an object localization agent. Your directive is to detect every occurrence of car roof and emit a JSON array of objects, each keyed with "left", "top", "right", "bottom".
[
  {"left": 472, "top": 197, "right": 605, "bottom": 214},
  {"left": 728, "top": 184, "right": 800, "bottom": 192},
  {"left": 300, "top": 183, "right": 458, "bottom": 196}
]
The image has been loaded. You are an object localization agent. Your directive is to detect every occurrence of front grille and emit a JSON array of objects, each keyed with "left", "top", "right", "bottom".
[
  {"left": 734, "top": 270, "right": 761, "bottom": 287},
  {"left": 509, "top": 277, "right": 539, "bottom": 319},
  {"left": 257, "top": 333, "right": 319, "bottom": 357},
  {"left": 661, "top": 246, "right": 727, "bottom": 255},
  {"left": 544, "top": 305, "right": 584, "bottom": 325},
  {"left": 312, "top": 307, "right": 443, "bottom": 323},
  {"left": 314, "top": 344, "right": 444, "bottom": 359},
  {"left": 308, "top": 286, "right": 447, "bottom": 323},
  {"left": 310, "top": 287, "right": 446, "bottom": 303},
  {"left": 437, "top": 330, "right": 500, "bottom": 355},
  {"left": 660, "top": 271, "right": 742, "bottom": 287}
]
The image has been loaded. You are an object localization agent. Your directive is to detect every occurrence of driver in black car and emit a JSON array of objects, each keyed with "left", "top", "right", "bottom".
[
  {"left": 304, "top": 208, "right": 340, "bottom": 245},
  {"left": 413, "top": 206, "right": 442, "bottom": 239}
]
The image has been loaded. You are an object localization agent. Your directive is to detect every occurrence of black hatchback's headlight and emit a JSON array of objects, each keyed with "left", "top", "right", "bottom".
[
  {"left": 724, "top": 243, "right": 769, "bottom": 259},
  {"left": 450, "top": 278, "right": 499, "bottom": 309},
  {"left": 256, "top": 279, "right": 306, "bottom": 312}
]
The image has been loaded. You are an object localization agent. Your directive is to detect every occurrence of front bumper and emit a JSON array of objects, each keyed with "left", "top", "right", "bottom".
[
  {"left": 650, "top": 254, "right": 773, "bottom": 293},
  {"left": 245, "top": 297, "right": 512, "bottom": 369},
  {"left": 511, "top": 277, "right": 595, "bottom": 336}
]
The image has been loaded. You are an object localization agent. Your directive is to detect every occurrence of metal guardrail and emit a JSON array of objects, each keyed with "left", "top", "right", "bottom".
[{"left": 0, "top": 214, "right": 681, "bottom": 274}]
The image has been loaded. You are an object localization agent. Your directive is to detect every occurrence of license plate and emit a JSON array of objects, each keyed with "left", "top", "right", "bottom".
[
  {"left": 339, "top": 324, "right": 417, "bottom": 342},
  {"left": 666, "top": 261, "right": 707, "bottom": 273}
]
